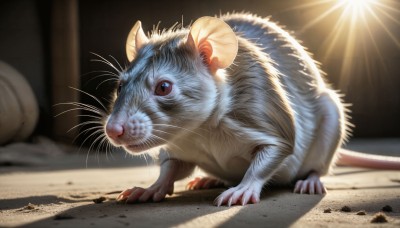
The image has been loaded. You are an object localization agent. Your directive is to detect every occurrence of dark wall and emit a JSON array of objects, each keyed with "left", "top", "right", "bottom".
[{"left": 0, "top": 0, "right": 52, "bottom": 136}]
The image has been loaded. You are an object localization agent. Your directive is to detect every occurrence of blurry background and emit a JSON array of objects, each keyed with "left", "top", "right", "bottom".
[{"left": 0, "top": 0, "right": 399, "bottom": 147}]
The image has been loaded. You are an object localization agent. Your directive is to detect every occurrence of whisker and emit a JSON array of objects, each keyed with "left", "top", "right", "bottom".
[
  {"left": 102, "top": 137, "right": 115, "bottom": 162},
  {"left": 152, "top": 128, "right": 202, "bottom": 146},
  {"left": 54, "top": 101, "right": 104, "bottom": 111},
  {"left": 90, "top": 58, "right": 120, "bottom": 73},
  {"left": 144, "top": 136, "right": 164, "bottom": 158},
  {"left": 151, "top": 128, "right": 174, "bottom": 135},
  {"left": 105, "top": 140, "right": 113, "bottom": 160},
  {"left": 83, "top": 129, "right": 106, "bottom": 167},
  {"left": 73, "top": 125, "right": 104, "bottom": 145},
  {"left": 142, "top": 153, "right": 149, "bottom": 167},
  {"left": 75, "top": 114, "right": 104, "bottom": 120},
  {"left": 54, "top": 106, "right": 103, "bottom": 118},
  {"left": 109, "top": 54, "right": 124, "bottom": 72},
  {"left": 54, "top": 107, "right": 85, "bottom": 118},
  {"left": 67, "top": 120, "right": 103, "bottom": 133},
  {"left": 84, "top": 73, "right": 119, "bottom": 87},
  {"left": 96, "top": 78, "right": 120, "bottom": 90},
  {"left": 96, "top": 134, "right": 110, "bottom": 160},
  {"left": 142, "top": 139, "right": 155, "bottom": 164},
  {"left": 82, "top": 70, "right": 119, "bottom": 78},
  {"left": 135, "top": 107, "right": 209, "bottom": 134},
  {"left": 152, "top": 123, "right": 206, "bottom": 139},
  {"left": 90, "top": 52, "right": 121, "bottom": 74},
  {"left": 91, "top": 133, "right": 105, "bottom": 164},
  {"left": 150, "top": 134, "right": 185, "bottom": 154},
  {"left": 83, "top": 72, "right": 119, "bottom": 81},
  {"left": 143, "top": 112, "right": 170, "bottom": 123},
  {"left": 67, "top": 87, "right": 109, "bottom": 112}
]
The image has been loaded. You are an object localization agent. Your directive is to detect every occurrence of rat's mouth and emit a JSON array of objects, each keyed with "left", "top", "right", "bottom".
[{"left": 125, "top": 142, "right": 149, "bottom": 153}]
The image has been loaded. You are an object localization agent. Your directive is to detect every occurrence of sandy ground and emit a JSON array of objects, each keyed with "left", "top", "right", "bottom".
[{"left": 0, "top": 138, "right": 399, "bottom": 227}]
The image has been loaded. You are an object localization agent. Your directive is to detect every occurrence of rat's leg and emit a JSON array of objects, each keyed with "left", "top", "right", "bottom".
[
  {"left": 294, "top": 91, "right": 345, "bottom": 194},
  {"left": 117, "top": 158, "right": 195, "bottom": 203},
  {"left": 187, "top": 177, "right": 225, "bottom": 190},
  {"left": 214, "top": 145, "right": 291, "bottom": 206}
]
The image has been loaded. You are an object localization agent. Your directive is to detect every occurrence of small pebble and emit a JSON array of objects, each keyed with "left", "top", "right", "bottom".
[
  {"left": 17, "top": 203, "right": 38, "bottom": 211},
  {"left": 382, "top": 205, "right": 393, "bottom": 212},
  {"left": 341, "top": 206, "right": 351, "bottom": 212},
  {"left": 323, "top": 208, "right": 332, "bottom": 213},
  {"left": 371, "top": 212, "right": 388, "bottom": 223},
  {"left": 356, "top": 211, "right": 366, "bottom": 215},
  {"left": 24, "top": 203, "right": 36, "bottom": 210},
  {"left": 93, "top": 196, "right": 107, "bottom": 204}
]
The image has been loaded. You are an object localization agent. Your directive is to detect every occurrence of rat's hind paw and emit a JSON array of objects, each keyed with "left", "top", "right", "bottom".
[
  {"left": 213, "top": 182, "right": 262, "bottom": 207},
  {"left": 117, "top": 183, "right": 174, "bottom": 204},
  {"left": 293, "top": 172, "right": 326, "bottom": 194},
  {"left": 186, "top": 177, "right": 225, "bottom": 190}
]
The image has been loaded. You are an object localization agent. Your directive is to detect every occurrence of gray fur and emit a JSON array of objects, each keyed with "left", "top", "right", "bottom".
[{"left": 105, "top": 13, "right": 350, "bottom": 205}]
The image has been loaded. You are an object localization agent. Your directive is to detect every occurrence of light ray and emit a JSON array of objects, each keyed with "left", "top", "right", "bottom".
[
  {"left": 366, "top": 6, "right": 400, "bottom": 48},
  {"left": 321, "top": 7, "right": 351, "bottom": 63},
  {"left": 291, "top": 0, "right": 400, "bottom": 85},
  {"left": 299, "top": 3, "right": 343, "bottom": 33}
]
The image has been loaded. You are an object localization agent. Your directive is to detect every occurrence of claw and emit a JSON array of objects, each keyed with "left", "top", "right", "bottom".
[
  {"left": 294, "top": 172, "right": 326, "bottom": 195},
  {"left": 241, "top": 190, "right": 251, "bottom": 205},
  {"left": 117, "top": 188, "right": 135, "bottom": 202},
  {"left": 227, "top": 197, "right": 232, "bottom": 207},
  {"left": 214, "top": 196, "right": 224, "bottom": 207},
  {"left": 118, "top": 182, "right": 173, "bottom": 204},
  {"left": 127, "top": 187, "right": 146, "bottom": 203},
  {"left": 213, "top": 183, "right": 262, "bottom": 207}
]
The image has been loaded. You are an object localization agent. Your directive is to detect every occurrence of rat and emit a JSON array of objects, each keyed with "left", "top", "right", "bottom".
[{"left": 103, "top": 13, "right": 400, "bottom": 206}]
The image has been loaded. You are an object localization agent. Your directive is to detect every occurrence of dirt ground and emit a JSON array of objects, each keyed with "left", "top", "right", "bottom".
[{"left": 0, "top": 138, "right": 399, "bottom": 227}]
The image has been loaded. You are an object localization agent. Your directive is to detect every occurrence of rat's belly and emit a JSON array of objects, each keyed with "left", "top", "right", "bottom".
[
  {"left": 173, "top": 123, "right": 255, "bottom": 184},
  {"left": 197, "top": 155, "right": 250, "bottom": 184}
]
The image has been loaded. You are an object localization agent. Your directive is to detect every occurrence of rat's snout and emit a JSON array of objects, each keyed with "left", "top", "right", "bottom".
[
  {"left": 105, "top": 121, "right": 124, "bottom": 141},
  {"left": 105, "top": 112, "right": 153, "bottom": 146}
]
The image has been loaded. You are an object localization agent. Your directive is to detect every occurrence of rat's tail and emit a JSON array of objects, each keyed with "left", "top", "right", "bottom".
[{"left": 336, "top": 149, "right": 400, "bottom": 170}]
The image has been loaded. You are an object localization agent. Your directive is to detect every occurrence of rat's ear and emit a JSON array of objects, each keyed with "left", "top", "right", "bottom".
[
  {"left": 126, "top": 21, "right": 149, "bottom": 62},
  {"left": 186, "top": 16, "right": 238, "bottom": 73}
]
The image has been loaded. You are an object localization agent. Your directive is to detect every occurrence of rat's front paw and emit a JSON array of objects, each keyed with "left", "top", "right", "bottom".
[
  {"left": 117, "top": 183, "right": 174, "bottom": 204},
  {"left": 213, "top": 182, "right": 262, "bottom": 207}
]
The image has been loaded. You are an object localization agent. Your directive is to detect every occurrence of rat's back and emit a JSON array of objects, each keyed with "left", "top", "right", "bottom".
[{"left": 221, "top": 13, "right": 349, "bottom": 182}]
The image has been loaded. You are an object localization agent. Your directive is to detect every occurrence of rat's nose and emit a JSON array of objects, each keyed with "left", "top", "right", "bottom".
[{"left": 105, "top": 122, "right": 124, "bottom": 140}]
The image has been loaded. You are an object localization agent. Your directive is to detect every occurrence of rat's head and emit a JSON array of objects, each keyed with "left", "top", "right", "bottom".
[{"left": 105, "top": 16, "right": 238, "bottom": 154}]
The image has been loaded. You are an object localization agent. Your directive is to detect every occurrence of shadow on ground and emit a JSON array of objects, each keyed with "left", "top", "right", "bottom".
[
  {"left": 17, "top": 188, "right": 323, "bottom": 228},
  {"left": 0, "top": 195, "right": 91, "bottom": 211}
]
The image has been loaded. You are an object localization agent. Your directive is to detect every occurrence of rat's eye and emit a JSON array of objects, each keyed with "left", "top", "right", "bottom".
[
  {"left": 155, "top": 80, "right": 173, "bottom": 96},
  {"left": 117, "top": 82, "right": 123, "bottom": 95}
]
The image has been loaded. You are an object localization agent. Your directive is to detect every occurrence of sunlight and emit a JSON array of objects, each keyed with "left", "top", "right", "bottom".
[
  {"left": 337, "top": 0, "right": 378, "bottom": 17},
  {"left": 331, "top": 0, "right": 399, "bottom": 84},
  {"left": 289, "top": 0, "right": 400, "bottom": 87},
  {"left": 175, "top": 207, "right": 242, "bottom": 227}
]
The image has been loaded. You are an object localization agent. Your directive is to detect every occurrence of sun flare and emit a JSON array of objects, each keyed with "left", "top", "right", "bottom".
[
  {"left": 287, "top": 0, "right": 399, "bottom": 87},
  {"left": 337, "top": 0, "right": 378, "bottom": 16}
]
